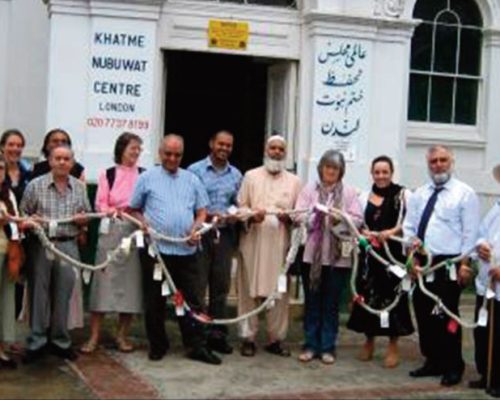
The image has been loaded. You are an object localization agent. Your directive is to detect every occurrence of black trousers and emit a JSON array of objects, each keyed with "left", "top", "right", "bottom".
[
  {"left": 474, "top": 296, "right": 500, "bottom": 388},
  {"left": 199, "top": 228, "right": 235, "bottom": 338},
  {"left": 413, "top": 255, "right": 464, "bottom": 374},
  {"left": 140, "top": 247, "right": 207, "bottom": 354}
]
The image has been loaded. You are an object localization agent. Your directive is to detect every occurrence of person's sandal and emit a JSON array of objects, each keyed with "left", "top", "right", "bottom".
[
  {"left": 321, "top": 352, "right": 336, "bottom": 365},
  {"left": 298, "top": 350, "right": 315, "bottom": 362},
  {"left": 116, "top": 337, "right": 134, "bottom": 353},
  {"left": 80, "top": 340, "right": 98, "bottom": 354}
]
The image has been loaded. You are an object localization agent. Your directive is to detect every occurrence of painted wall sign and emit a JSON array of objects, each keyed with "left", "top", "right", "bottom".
[
  {"left": 311, "top": 39, "right": 371, "bottom": 163},
  {"left": 208, "top": 20, "right": 249, "bottom": 50},
  {"left": 85, "top": 18, "right": 155, "bottom": 156}
]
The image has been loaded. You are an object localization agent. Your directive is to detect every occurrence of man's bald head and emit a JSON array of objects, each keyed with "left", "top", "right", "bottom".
[{"left": 159, "top": 134, "right": 184, "bottom": 173}]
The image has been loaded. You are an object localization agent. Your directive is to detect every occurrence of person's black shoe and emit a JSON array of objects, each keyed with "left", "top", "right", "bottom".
[
  {"left": 409, "top": 364, "right": 442, "bottom": 378},
  {"left": 487, "top": 387, "right": 500, "bottom": 398},
  {"left": 208, "top": 337, "right": 233, "bottom": 355},
  {"left": 469, "top": 376, "right": 486, "bottom": 389},
  {"left": 0, "top": 357, "right": 17, "bottom": 369},
  {"left": 264, "top": 341, "right": 291, "bottom": 357},
  {"left": 441, "top": 371, "right": 462, "bottom": 386},
  {"left": 22, "top": 347, "right": 46, "bottom": 364},
  {"left": 148, "top": 350, "right": 166, "bottom": 361},
  {"left": 240, "top": 340, "right": 256, "bottom": 357},
  {"left": 49, "top": 344, "right": 78, "bottom": 361},
  {"left": 188, "top": 347, "right": 222, "bottom": 365}
]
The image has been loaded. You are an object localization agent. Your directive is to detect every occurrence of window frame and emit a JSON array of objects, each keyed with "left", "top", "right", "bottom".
[
  {"left": 408, "top": 0, "right": 484, "bottom": 133},
  {"left": 174, "top": 0, "right": 298, "bottom": 8}
]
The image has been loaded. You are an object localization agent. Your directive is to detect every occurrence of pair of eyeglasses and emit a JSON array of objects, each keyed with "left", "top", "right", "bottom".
[{"left": 165, "top": 152, "right": 183, "bottom": 158}]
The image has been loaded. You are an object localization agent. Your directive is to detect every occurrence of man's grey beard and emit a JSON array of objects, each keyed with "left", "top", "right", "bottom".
[
  {"left": 264, "top": 157, "right": 286, "bottom": 174},
  {"left": 431, "top": 171, "right": 451, "bottom": 185}
]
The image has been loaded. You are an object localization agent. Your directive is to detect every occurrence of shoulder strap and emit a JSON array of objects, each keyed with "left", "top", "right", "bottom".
[
  {"left": 396, "top": 188, "right": 406, "bottom": 226},
  {"left": 105, "top": 167, "right": 116, "bottom": 190}
]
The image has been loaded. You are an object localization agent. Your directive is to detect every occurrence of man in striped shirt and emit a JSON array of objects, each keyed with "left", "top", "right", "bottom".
[
  {"left": 130, "top": 134, "right": 222, "bottom": 365},
  {"left": 188, "top": 130, "right": 242, "bottom": 355}
]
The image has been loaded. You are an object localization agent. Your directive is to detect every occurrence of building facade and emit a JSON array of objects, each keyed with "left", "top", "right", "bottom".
[{"left": 0, "top": 0, "right": 499, "bottom": 205}]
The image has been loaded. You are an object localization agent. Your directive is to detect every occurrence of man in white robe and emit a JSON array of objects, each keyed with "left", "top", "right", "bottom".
[{"left": 237, "top": 136, "right": 301, "bottom": 357}]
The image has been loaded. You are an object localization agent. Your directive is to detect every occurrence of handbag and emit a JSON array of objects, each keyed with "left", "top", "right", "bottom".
[{"left": 6, "top": 240, "right": 24, "bottom": 282}]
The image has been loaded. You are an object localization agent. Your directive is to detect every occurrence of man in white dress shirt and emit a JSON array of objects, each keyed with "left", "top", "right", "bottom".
[
  {"left": 469, "top": 163, "right": 500, "bottom": 397},
  {"left": 403, "top": 145, "right": 480, "bottom": 386}
]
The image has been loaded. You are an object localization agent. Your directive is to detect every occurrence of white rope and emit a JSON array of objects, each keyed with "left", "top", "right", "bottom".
[{"left": 9, "top": 206, "right": 490, "bottom": 329}]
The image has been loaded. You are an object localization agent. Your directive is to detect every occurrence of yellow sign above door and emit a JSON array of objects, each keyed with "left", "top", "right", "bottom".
[{"left": 208, "top": 20, "right": 249, "bottom": 50}]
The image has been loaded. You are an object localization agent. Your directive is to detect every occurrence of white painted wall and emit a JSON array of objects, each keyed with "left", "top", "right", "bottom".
[
  {"left": 0, "top": 0, "right": 498, "bottom": 202},
  {"left": 0, "top": 0, "right": 11, "bottom": 133},
  {"left": 1, "top": 0, "right": 49, "bottom": 159}
]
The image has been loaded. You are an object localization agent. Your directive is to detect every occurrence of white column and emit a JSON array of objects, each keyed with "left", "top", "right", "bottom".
[
  {"left": 481, "top": 28, "right": 500, "bottom": 193},
  {"left": 44, "top": 0, "right": 162, "bottom": 181},
  {"left": 297, "top": 10, "right": 416, "bottom": 190},
  {"left": 0, "top": 0, "right": 11, "bottom": 130}
]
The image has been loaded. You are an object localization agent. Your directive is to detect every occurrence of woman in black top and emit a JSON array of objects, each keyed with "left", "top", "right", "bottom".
[
  {"left": 31, "top": 128, "right": 85, "bottom": 180},
  {"left": 347, "top": 155, "right": 414, "bottom": 368}
]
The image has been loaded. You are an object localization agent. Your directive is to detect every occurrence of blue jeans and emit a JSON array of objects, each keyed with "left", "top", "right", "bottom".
[{"left": 301, "top": 264, "right": 350, "bottom": 355}]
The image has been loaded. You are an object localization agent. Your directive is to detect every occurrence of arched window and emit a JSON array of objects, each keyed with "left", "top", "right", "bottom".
[{"left": 408, "top": 0, "right": 483, "bottom": 125}]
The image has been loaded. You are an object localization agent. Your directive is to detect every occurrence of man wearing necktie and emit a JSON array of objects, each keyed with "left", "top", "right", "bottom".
[{"left": 403, "top": 145, "right": 480, "bottom": 386}]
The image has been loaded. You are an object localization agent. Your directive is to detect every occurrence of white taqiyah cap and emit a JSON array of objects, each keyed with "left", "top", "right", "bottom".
[{"left": 266, "top": 135, "right": 286, "bottom": 145}]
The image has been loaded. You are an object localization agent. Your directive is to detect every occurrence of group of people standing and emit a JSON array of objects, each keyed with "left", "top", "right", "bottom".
[{"left": 0, "top": 127, "right": 499, "bottom": 397}]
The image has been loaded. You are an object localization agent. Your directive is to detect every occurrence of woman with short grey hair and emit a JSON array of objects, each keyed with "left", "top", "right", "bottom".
[{"left": 295, "top": 150, "right": 363, "bottom": 364}]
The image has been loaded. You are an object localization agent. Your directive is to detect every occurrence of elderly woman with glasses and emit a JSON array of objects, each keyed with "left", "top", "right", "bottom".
[
  {"left": 80, "top": 132, "right": 144, "bottom": 354},
  {"left": 295, "top": 150, "right": 362, "bottom": 364}
]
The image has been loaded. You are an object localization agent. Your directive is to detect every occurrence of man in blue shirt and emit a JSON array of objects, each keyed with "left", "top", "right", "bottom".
[
  {"left": 130, "top": 134, "right": 221, "bottom": 365},
  {"left": 188, "top": 130, "right": 242, "bottom": 354}
]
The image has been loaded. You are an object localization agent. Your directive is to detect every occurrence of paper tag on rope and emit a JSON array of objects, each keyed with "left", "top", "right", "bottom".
[
  {"left": 278, "top": 274, "right": 287, "bottom": 293},
  {"left": 388, "top": 265, "right": 407, "bottom": 279},
  {"left": 486, "top": 288, "right": 496, "bottom": 299},
  {"left": 266, "top": 299, "right": 276, "bottom": 310},
  {"left": 175, "top": 305, "right": 185, "bottom": 316},
  {"left": 161, "top": 281, "right": 170, "bottom": 297},
  {"left": 148, "top": 245, "right": 156, "bottom": 258},
  {"left": 314, "top": 203, "right": 329, "bottom": 214},
  {"left": 425, "top": 272, "right": 435, "bottom": 283},
  {"left": 478, "top": 308, "right": 488, "bottom": 327},
  {"left": 448, "top": 266, "right": 457, "bottom": 281},
  {"left": 402, "top": 276, "right": 412, "bottom": 292},
  {"left": 45, "top": 249, "right": 55, "bottom": 261},
  {"left": 9, "top": 223, "right": 19, "bottom": 240},
  {"left": 153, "top": 263, "right": 163, "bottom": 281},
  {"left": 135, "top": 231, "right": 145, "bottom": 248},
  {"left": 99, "top": 218, "right": 110, "bottom": 235},
  {"left": 341, "top": 241, "right": 353, "bottom": 258},
  {"left": 240, "top": 318, "right": 251, "bottom": 338},
  {"left": 380, "top": 311, "right": 390, "bottom": 328},
  {"left": 82, "top": 270, "right": 92, "bottom": 285},
  {"left": 48, "top": 221, "right": 58, "bottom": 238},
  {"left": 121, "top": 237, "right": 132, "bottom": 250}
]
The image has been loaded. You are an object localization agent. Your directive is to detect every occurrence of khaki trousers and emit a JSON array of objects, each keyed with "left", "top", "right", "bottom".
[{"left": 237, "top": 265, "right": 289, "bottom": 342}]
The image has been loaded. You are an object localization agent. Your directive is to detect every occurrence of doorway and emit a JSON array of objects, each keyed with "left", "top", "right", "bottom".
[{"left": 163, "top": 50, "right": 297, "bottom": 173}]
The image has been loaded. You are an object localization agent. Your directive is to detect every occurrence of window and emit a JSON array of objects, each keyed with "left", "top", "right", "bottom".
[{"left": 408, "top": 0, "right": 482, "bottom": 125}]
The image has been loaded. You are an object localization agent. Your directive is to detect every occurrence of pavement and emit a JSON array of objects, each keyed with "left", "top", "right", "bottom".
[{"left": 0, "top": 296, "right": 494, "bottom": 399}]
